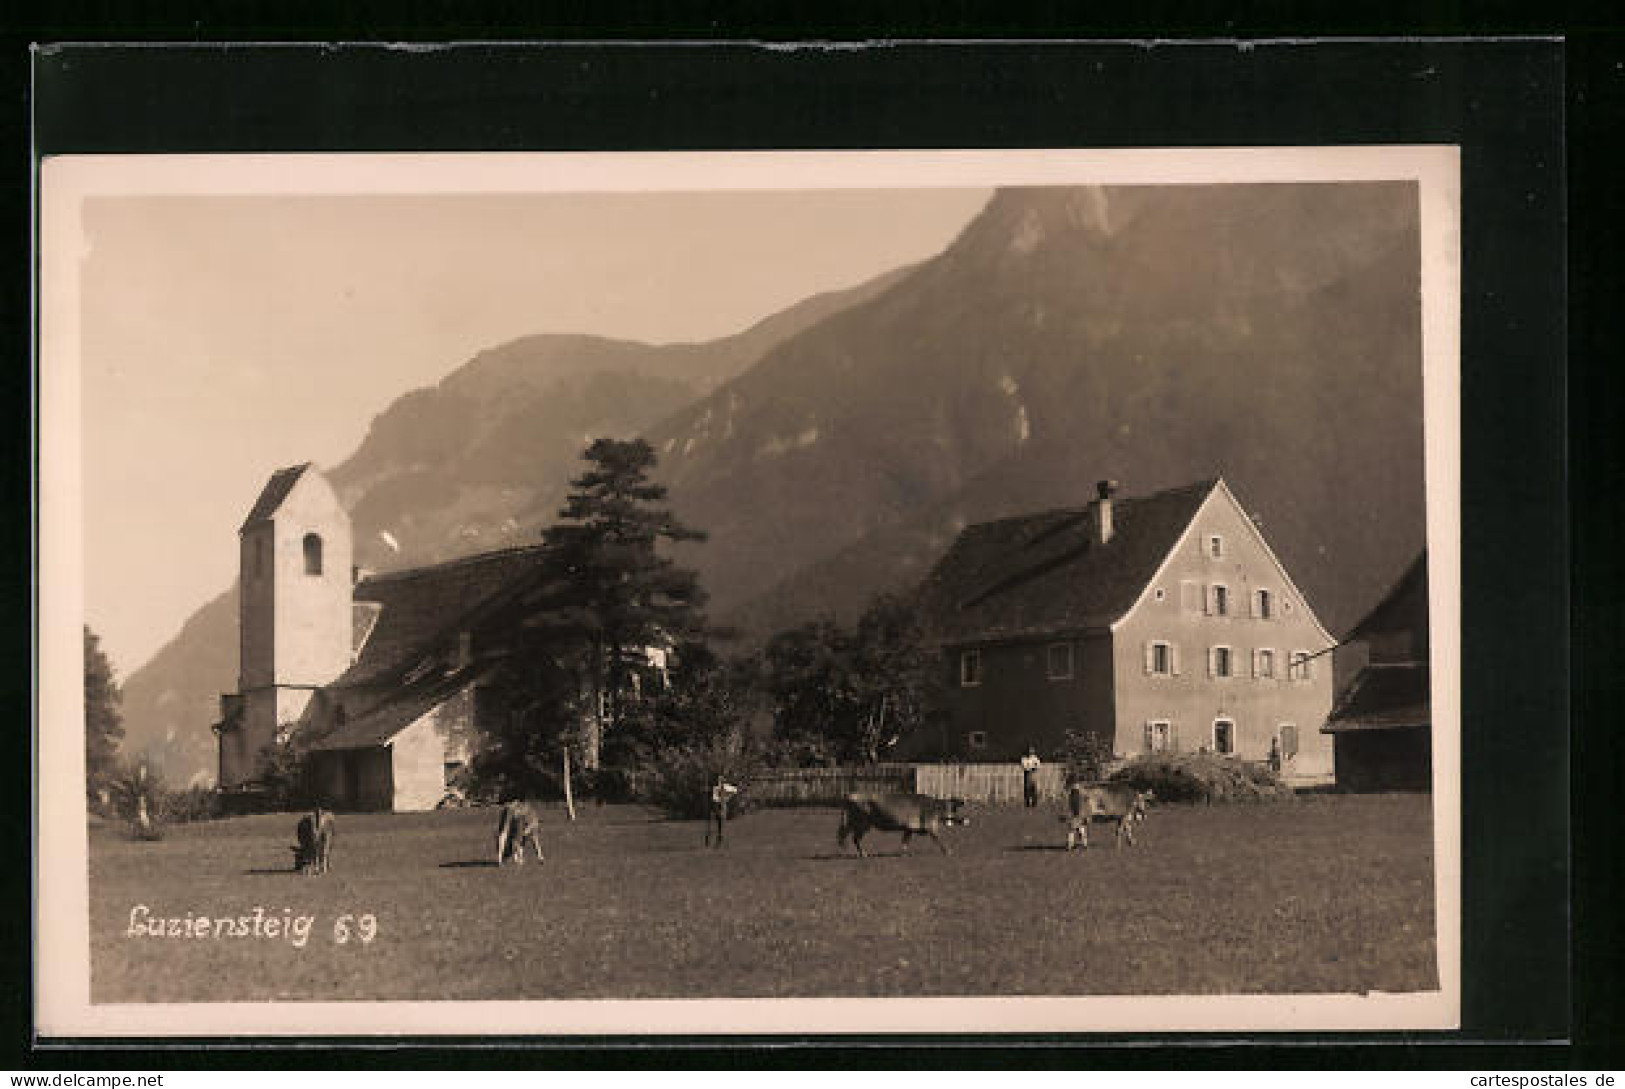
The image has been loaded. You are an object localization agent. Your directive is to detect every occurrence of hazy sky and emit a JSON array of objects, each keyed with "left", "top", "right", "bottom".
[{"left": 79, "top": 188, "right": 992, "bottom": 676}]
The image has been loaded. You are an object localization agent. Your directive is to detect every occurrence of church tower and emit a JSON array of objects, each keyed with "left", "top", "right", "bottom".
[{"left": 218, "top": 463, "right": 353, "bottom": 790}]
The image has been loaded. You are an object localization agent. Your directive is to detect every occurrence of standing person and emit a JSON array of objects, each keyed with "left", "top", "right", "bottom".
[
  {"left": 705, "top": 774, "right": 740, "bottom": 848},
  {"left": 1268, "top": 737, "right": 1283, "bottom": 775},
  {"left": 1020, "top": 746, "right": 1042, "bottom": 809}
]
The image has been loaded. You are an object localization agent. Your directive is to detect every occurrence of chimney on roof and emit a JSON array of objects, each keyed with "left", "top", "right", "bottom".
[{"left": 1091, "top": 479, "right": 1118, "bottom": 545}]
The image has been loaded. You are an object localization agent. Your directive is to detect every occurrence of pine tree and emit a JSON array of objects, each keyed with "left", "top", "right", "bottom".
[
  {"left": 540, "top": 438, "right": 708, "bottom": 768},
  {"left": 84, "top": 625, "right": 125, "bottom": 808}
]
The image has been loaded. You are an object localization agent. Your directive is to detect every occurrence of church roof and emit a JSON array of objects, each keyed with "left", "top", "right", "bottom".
[
  {"left": 239, "top": 463, "right": 313, "bottom": 530},
  {"left": 335, "top": 545, "right": 551, "bottom": 688},
  {"left": 1324, "top": 662, "right": 1431, "bottom": 732},
  {"left": 918, "top": 478, "right": 1217, "bottom": 645},
  {"left": 305, "top": 673, "right": 484, "bottom": 752}
]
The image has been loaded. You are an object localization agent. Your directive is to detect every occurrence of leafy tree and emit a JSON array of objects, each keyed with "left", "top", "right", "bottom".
[
  {"left": 258, "top": 735, "right": 313, "bottom": 810},
  {"left": 849, "top": 592, "right": 944, "bottom": 764},
  {"left": 83, "top": 626, "right": 125, "bottom": 809},
  {"left": 1059, "top": 729, "right": 1116, "bottom": 785},
  {"left": 610, "top": 646, "right": 765, "bottom": 818},
  {"left": 538, "top": 438, "right": 708, "bottom": 767},
  {"left": 761, "top": 618, "right": 860, "bottom": 758},
  {"left": 762, "top": 593, "right": 944, "bottom": 764}
]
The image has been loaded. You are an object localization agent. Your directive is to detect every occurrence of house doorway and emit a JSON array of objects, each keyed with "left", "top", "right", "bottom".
[{"left": 1277, "top": 723, "right": 1300, "bottom": 765}]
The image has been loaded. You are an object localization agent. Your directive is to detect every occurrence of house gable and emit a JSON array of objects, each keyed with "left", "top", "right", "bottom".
[{"left": 1110, "top": 478, "right": 1335, "bottom": 649}]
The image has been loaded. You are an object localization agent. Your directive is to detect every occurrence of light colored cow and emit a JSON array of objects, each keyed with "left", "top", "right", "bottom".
[
  {"left": 1063, "top": 784, "right": 1154, "bottom": 851},
  {"left": 495, "top": 800, "right": 544, "bottom": 867}
]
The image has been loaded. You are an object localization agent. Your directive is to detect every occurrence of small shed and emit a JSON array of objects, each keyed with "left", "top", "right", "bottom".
[
  {"left": 1324, "top": 554, "right": 1431, "bottom": 792},
  {"left": 305, "top": 682, "right": 476, "bottom": 812}
]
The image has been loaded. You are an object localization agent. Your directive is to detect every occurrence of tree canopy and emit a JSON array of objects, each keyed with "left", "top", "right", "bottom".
[
  {"left": 84, "top": 625, "right": 125, "bottom": 802},
  {"left": 762, "top": 592, "right": 943, "bottom": 764}
]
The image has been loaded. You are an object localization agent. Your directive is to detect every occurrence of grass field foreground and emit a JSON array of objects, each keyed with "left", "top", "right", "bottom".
[{"left": 90, "top": 793, "right": 1439, "bottom": 1002}]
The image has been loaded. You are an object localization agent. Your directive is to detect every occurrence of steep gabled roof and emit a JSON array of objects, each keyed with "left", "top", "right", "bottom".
[
  {"left": 1324, "top": 662, "right": 1431, "bottom": 732},
  {"left": 919, "top": 479, "right": 1217, "bottom": 645},
  {"left": 1346, "top": 551, "right": 1429, "bottom": 645},
  {"left": 239, "top": 463, "right": 313, "bottom": 530},
  {"left": 335, "top": 545, "right": 551, "bottom": 688}
]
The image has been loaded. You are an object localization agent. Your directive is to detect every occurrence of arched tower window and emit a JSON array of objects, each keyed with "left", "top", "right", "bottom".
[{"left": 303, "top": 533, "right": 324, "bottom": 576}]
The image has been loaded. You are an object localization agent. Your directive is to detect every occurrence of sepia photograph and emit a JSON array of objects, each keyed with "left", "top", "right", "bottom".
[{"left": 38, "top": 148, "right": 1459, "bottom": 1036}]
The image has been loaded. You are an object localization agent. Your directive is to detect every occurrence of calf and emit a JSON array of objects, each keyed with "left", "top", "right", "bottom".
[
  {"left": 292, "top": 807, "right": 336, "bottom": 875},
  {"left": 1063, "top": 784, "right": 1154, "bottom": 851},
  {"left": 495, "top": 800, "right": 544, "bottom": 867},
  {"left": 838, "top": 792, "right": 968, "bottom": 857}
]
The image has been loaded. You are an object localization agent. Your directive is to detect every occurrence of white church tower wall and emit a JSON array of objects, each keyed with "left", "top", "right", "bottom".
[{"left": 222, "top": 464, "right": 353, "bottom": 790}]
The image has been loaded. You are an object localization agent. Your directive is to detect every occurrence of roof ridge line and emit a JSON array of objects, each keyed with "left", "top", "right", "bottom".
[{"left": 358, "top": 543, "right": 549, "bottom": 584}]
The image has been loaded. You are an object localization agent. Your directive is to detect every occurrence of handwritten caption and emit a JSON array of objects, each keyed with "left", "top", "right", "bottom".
[{"left": 125, "top": 904, "right": 377, "bottom": 949}]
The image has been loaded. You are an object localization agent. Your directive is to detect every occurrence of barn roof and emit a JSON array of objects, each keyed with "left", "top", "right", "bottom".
[
  {"left": 918, "top": 478, "right": 1217, "bottom": 645},
  {"left": 239, "top": 463, "right": 313, "bottom": 529},
  {"left": 1323, "top": 662, "right": 1431, "bottom": 732},
  {"left": 1346, "top": 551, "right": 1429, "bottom": 645},
  {"left": 336, "top": 545, "right": 551, "bottom": 688}
]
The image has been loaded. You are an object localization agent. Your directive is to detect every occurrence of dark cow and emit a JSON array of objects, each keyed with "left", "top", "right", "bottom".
[
  {"left": 837, "top": 792, "right": 969, "bottom": 857},
  {"left": 1063, "top": 784, "right": 1154, "bottom": 851},
  {"left": 495, "top": 800, "right": 544, "bottom": 867},
  {"left": 292, "top": 807, "right": 336, "bottom": 875}
]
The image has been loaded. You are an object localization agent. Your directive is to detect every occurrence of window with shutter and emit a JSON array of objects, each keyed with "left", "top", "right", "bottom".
[
  {"left": 1213, "top": 718, "right": 1236, "bottom": 754},
  {"left": 1257, "top": 588, "right": 1273, "bottom": 619},
  {"left": 1280, "top": 723, "right": 1299, "bottom": 758},
  {"left": 1149, "top": 641, "right": 1172, "bottom": 676}
]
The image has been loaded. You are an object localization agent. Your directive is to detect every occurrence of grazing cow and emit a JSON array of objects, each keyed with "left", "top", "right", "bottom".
[
  {"left": 1063, "top": 784, "right": 1154, "bottom": 851},
  {"left": 292, "top": 807, "right": 336, "bottom": 875},
  {"left": 495, "top": 800, "right": 544, "bottom": 867},
  {"left": 837, "top": 792, "right": 969, "bottom": 857}
]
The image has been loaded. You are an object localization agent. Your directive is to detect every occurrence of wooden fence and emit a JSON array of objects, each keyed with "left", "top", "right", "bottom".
[
  {"left": 745, "top": 764, "right": 915, "bottom": 805},
  {"left": 744, "top": 763, "right": 1088, "bottom": 806},
  {"left": 915, "top": 763, "right": 1072, "bottom": 805}
]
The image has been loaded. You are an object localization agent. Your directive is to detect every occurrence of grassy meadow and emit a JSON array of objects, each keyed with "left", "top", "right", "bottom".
[{"left": 89, "top": 793, "right": 1439, "bottom": 1002}]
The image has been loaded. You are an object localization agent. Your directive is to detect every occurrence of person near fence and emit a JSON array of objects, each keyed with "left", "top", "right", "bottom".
[
  {"left": 1020, "top": 747, "right": 1042, "bottom": 808},
  {"left": 705, "top": 774, "right": 740, "bottom": 848}
]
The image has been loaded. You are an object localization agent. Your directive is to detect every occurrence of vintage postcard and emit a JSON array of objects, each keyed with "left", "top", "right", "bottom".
[{"left": 38, "top": 147, "right": 1460, "bottom": 1036}]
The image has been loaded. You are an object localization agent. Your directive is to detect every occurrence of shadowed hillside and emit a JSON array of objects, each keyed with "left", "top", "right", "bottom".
[{"left": 648, "top": 184, "right": 1424, "bottom": 643}]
